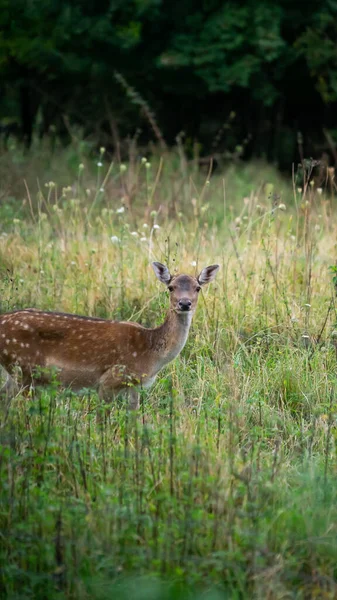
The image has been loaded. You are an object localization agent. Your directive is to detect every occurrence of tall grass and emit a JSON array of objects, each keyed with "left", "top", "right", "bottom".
[{"left": 0, "top": 143, "right": 337, "bottom": 599}]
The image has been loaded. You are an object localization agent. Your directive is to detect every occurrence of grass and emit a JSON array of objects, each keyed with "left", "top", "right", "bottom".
[{"left": 0, "top": 140, "right": 337, "bottom": 599}]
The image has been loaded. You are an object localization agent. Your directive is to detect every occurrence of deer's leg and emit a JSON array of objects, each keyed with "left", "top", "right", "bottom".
[
  {"left": 99, "top": 369, "right": 140, "bottom": 413},
  {"left": 0, "top": 369, "right": 19, "bottom": 426},
  {"left": 127, "top": 387, "right": 140, "bottom": 410},
  {"left": 0, "top": 372, "right": 18, "bottom": 400}
]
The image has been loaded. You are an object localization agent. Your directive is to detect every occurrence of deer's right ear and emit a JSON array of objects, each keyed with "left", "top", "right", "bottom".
[{"left": 152, "top": 262, "right": 172, "bottom": 285}]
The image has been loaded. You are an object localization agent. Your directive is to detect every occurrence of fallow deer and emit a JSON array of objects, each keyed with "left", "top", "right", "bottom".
[{"left": 0, "top": 262, "right": 219, "bottom": 409}]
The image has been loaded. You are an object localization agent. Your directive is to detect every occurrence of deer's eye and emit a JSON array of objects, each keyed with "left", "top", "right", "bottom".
[
  {"left": 168, "top": 285, "right": 174, "bottom": 292},
  {"left": 196, "top": 286, "right": 201, "bottom": 292}
]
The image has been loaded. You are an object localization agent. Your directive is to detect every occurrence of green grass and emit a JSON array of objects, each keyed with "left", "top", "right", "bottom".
[{"left": 0, "top": 143, "right": 337, "bottom": 599}]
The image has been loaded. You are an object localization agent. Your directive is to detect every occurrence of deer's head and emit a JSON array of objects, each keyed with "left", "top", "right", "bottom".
[{"left": 152, "top": 262, "right": 219, "bottom": 315}]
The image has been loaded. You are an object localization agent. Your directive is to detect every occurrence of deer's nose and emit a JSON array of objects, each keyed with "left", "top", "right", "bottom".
[{"left": 178, "top": 299, "right": 192, "bottom": 311}]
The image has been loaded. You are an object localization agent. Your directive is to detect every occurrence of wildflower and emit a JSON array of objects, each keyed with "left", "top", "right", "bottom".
[
  {"left": 97, "top": 162, "right": 103, "bottom": 168},
  {"left": 13, "top": 218, "right": 20, "bottom": 224},
  {"left": 153, "top": 224, "right": 160, "bottom": 230},
  {"left": 314, "top": 224, "right": 320, "bottom": 232},
  {"left": 120, "top": 164, "right": 127, "bottom": 173},
  {"left": 145, "top": 162, "right": 151, "bottom": 169},
  {"left": 111, "top": 236, "right": 120, "bottom": 244},
  {"left": 150, "top": 210, "right": 157, "bottom": 218},
  {"left": 190, "top": 261, "right": 197, "bottom": 267},
  {"left": 140, "top": 237, "right": 147, "bottom": 242},
  {"left": 278, "top": 203, "right": 286, "bottom": 211},
  {"left": 317, "top": 188, "right": 323, "bottom": 195},
  {"left": 205, "top": 180, "right": 210, "bottom": 185},
  {"left": 86, "top": 189, "right": 91, "bottom": 196},
  {"left": 130, "top": 231, "right": 138, "bottom": 237},
  {"left": 116, "top": 206, "right": 125, "bottom": 214},
  {"left": 100, "top": 147, "right": 106, "bottom": 155},
  {"left": 71, "top": 261, "right": 76, "bottom": 266},
  {"left": 141, "top": 157, "right": 147, "bottom": 164},
  {"left": 297, "top": 187, "right": 302, "bottom": 193},
  {"left": 142, "top": 223, "right": 148, "bottom": 229},
  {"left": 79, "top": 163, "right": 84, "bottom": 171},
  {"left": 99, "top": 187, "right": 104, "bottom": 192}
]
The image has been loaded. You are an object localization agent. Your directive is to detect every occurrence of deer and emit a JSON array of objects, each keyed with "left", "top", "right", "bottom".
[{"left": 0, "top": 262, "right": 219, "bottom": 410}]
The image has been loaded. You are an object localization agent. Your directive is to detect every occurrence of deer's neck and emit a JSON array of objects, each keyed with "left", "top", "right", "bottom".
[{"left": 150, "top": 310, "right": 193, "bottom": 371}]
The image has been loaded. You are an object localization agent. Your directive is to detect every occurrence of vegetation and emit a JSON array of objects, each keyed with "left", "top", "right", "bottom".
[
  {"left": 0, "top": 142, "right": 337, "bottom": 598},
  {"left": 1, "top": 0, "right": 337, "bottom": 164}
]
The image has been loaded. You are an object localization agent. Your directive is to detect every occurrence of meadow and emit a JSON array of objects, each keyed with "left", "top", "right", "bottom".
[{"left": 0, "top": 139, "right": 337, "bottom": 599}]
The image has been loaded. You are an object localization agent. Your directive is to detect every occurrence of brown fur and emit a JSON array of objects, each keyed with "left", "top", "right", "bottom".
[{"left": 0, "top": 262, "right": 219, "bottom": 409}]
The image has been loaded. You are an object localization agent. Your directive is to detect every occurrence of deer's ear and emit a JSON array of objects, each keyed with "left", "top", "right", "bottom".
[
  {"left": 197, "top": 264, "right": 220, "bottom": 286},
  {"left": 152, "top": 262, "right": 172, "bottom": 285}
]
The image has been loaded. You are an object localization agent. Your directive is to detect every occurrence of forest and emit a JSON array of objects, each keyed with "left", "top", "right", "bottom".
[{"left": 1, "top": 0, "right": 337, "bottom": 166}]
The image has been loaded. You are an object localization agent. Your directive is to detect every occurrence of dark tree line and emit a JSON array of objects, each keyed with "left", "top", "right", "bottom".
[{"left": 1, "top": 0, "right": 337, "bottom": 167}]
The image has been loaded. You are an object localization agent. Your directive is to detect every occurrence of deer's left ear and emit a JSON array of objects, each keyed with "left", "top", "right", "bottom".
[
  {"left": 197, "top": 264, "right": 220, "bottom": 286},
  {"left": 152, "top": 262, "right": 172, "bottom": 285}
]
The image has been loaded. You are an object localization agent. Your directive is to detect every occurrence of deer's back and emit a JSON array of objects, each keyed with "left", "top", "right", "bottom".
[{"left": 0, "top": 309, "right": 152, "bottom": 388}]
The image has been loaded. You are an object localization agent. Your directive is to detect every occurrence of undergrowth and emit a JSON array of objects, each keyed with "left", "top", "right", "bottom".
[{"left": 0, "top": 141, "right": 337, "bottom": 599}]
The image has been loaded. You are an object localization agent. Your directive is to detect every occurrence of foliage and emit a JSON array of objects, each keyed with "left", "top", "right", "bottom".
[{"left": 1, "top": 0, "right": 337, "bottom": 163}]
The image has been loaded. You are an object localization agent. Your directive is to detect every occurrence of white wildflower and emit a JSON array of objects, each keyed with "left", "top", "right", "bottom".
[
  {"left": 111, "top": 236, "right": 120, "bottom": 243},
  {"left": 317, "top": 188, "right": 323, "bottom": 195},
  {"left": 143, "top": 223, "right": 148, "bottom": 228},
  {"left": 116, "top": 206, "right": 125, "bottom": 214},
  {"left": 190, "top": 261, "right": 197, "bottom": 267},
  {"left": 79, "top": 163, "right": 84, "bottom": 171},
  {"left": 130, "top": 231, "right": 138, "bottom": 237},
  {"left": 153, "top": 224, "right": 160, "bottom": 230},
  {"left": 120, "top": 164, "right": 127, "bottom": 173},
  {"left": 100, "top": 187, "right": 104, "bottom": 192},
  {"left": 278, "top": 203, "right": 286, "bottom": 211},
  {"left": 97, "top": 162, "right": 103, "bottom": 167},
  {"left": 140, "top": 237, "right": 147, "bottom": 242}
]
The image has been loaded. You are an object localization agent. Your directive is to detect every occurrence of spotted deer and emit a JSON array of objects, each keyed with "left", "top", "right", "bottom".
[{"left": 0, "top": 262, "right": 219, "bottom": 409}]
